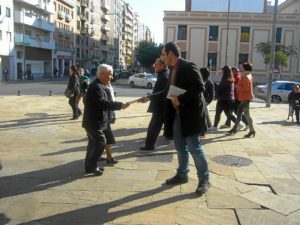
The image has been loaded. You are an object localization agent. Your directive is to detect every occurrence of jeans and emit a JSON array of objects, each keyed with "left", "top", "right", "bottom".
[
  {"left": 145, "top": 112, "right": 164, "bottom": 148},
  {"left": 173, "top": 113, "right": 209, "bottom": 181},
  {"left": 213, "top": 100, "right": 236, "bottom": 127},
  {"left": 233, "top": 100, "right": 254, "bottom": 132},
  {"left": 85, "top": 128, "right": 106, "bottom": 170}
]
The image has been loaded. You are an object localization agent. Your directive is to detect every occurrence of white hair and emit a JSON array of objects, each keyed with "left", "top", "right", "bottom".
[{"left": 97, "top": 64, "right": 113, "bottom": 78}]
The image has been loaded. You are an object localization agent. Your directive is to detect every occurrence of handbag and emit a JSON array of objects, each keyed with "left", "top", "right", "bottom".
[{"left": 64, "top": 88, "right": 72, "bottom": 98}]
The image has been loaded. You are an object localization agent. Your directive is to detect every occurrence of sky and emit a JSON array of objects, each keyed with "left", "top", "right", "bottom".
[{"left": 125, "top": 0, "right": 286, "bottom": 44}]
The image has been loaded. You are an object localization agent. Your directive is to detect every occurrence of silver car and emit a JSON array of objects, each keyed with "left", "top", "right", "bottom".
[
  {"left": 255, "top": 80, "right": 300, "bottom": 103},
  {"left": 128, "top": 73, "right": 157, "bottom": 89}
]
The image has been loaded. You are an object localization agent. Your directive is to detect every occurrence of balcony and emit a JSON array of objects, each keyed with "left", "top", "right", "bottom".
[
  {"left": 101, "top": 34, "right": 110, "bottom": 42},
  {"left": 65, "top": 30, "right": 73, "bottom": 37},
  {"left": 80, "top": 0, "right": 89, "bottom": 8},
  {"left": 101, "top": 14, "right": 110, "bottom": 22},
  {"left": 55, "top": 45, "right": 74, "bottom": 53},
  {"left": 57, "top": 28, "right": 65, "bottom": 36},
  {"left": 15, "top": 34, "right": 55, "bottom": 49},
  {"left": 14, "top": 11, "right": 55, "bottom": 32},
  {"left": 80, "top": 28, "right": 88, "bottom": 34},
  {"left": 101, "top": 25, "right": 110, "bottom": 32},
  {"left": 80, "top": 13, "right": 88, "bottom": 21},
  {"left": 65, "top": 14, "right": 72, "bottom": 22},
  {"left": 58, "top": 11, "right": 66, "bottom": 19}
]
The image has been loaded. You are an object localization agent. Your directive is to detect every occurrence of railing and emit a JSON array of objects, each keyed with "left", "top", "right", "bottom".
[
  {"left": 65, "top": 14, "right": 72, "bottom": 22},
  {"left": 15, "top": 34, "right": 55, "bottom": 49},
  {"left": 58, "top": 11, "right": 66, "bottom": 19}
]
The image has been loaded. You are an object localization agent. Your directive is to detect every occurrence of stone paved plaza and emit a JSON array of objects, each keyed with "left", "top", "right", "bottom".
[{"left": 1, "top": 91, "right": 300, "bottom": 225}]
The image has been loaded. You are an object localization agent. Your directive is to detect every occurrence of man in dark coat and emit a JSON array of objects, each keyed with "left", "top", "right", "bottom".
[
  {"left": 162, "top": 42, "right": 210, "bottom": 195},
  {"left": 139, "top": 58, "right": 169, "bottom": 151},
  {"left": 82, "top": 64, "right": 129, "bottom": 175}
]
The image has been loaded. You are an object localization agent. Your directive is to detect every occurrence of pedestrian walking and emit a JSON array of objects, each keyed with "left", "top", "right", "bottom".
[
  {"left": 67, "top": 66, "right": 81, "bottom": 120},
  {"left": 82, "top": 64, "right": 129, "bottom": 175},
  {"left": 162, "top": 42, "right": 210, "bottom": 195},
  {"left": 139, "top": 58, "right": 169, "bottom": 151},
  {"left": 77, "top": 67, "right": 91, "bottom": 107},
  {"left": 3, "top": 68, "right": 9, "bottom": 81},
  {"left": 226, "top": 63, "right": 256, "bottom": 137}
]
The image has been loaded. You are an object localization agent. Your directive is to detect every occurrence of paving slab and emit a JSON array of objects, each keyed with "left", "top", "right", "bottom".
[
  {"left": 236, "top": 209, "right": 286, "bottom": 225},
  {"left": 267, "top": 178, "right": 300, "bottom": 195}
]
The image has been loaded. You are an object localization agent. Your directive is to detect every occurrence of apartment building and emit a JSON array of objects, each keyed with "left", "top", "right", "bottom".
[
  {"left": 164, "top": 0, "right": 300, "bottom": 82},
  {"left": 122, "top": 2, "right": 133, "bottom": 67},
  {"left": 53, "top": 0, "right": 75, "bottom": 77},
  {"left": 0, "top": 0, "right": 14, "bottom": 81},
  {"left": 14, "top": 0, "right": 55, "bottom": 79}
]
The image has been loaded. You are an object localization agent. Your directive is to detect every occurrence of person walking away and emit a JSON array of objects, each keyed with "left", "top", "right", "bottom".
[
  {"left": 221, "top": 67, "right": 248, "bottom": 130},
  {"left": 226, "top": 63, "right": 256, "bottom": 137},
  {"left": 77, "top": 67, "right": 91, "bottom": 110},
  {"left": 209, "top": 66, "right": 236, "bottom": 131},
  {"left": 200, "top": 67, "right": 214, "bottom": 137},
  {"left": 288, "top": 84, "right": 300, "bottom": 124},
  {"left": 82, "top": 64, "right": 129, "bottom": 175},
  {"left": 162, "top": 42, "right": 210, "bottom": 195},
  {"left": 67, "top": 66, "right": 80, "bottom": 120},
  {"left": 139, "top": 58, "right": 169, "bottom": 151},
  {"left": 3, "top": 68, "right": 9, "bottom": 81}
]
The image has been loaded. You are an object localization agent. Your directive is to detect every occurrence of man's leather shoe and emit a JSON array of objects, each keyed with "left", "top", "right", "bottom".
[
  {"left": 165, "top": 174, "right": 188, "bottom": 185},
  {"left": 85, "top": 167, "right": 103, "bottom": 176}
]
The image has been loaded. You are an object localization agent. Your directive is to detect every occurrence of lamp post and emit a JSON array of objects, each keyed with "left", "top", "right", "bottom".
[
  {"left": 225, "top": 0, "right": 231, "bottom": 66},
  {"left": 266, "top": 0, "right": 279, "bottom": 108}
]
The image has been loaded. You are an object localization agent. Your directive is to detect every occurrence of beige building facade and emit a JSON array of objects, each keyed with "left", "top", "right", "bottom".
[{"left": 164, "top": 0, "right": 300, "bottom": 82}]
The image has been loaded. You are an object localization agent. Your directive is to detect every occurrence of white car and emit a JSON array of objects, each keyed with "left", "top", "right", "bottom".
[
  {"left": 128, "top": 73, "right": 157, "bottom": 89},
  {"left": 255, "top": 80, "right": 300, "bottom": 103}
]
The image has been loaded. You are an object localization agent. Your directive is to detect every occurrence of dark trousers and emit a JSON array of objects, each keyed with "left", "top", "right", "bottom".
[
  {"left": 233, "top": 100, "right": 254, "bottom": 132},
  {"left": 294, "top": 107, "right": 300, "bottom": 122},
  {"left": 69, "top": 94, "right": 80, "bottom": 118},
  {"left": 213, "top": 100, "right": 236, "bottom": 127},
  {"left": 145, "top": 112, "right": 164, "bottom": 148},
  {"left": 85, "top": 128, "right": 106, "bottom": 170},
  {"left": 225, "top": 100, "right": 248, "bottom": 126}
]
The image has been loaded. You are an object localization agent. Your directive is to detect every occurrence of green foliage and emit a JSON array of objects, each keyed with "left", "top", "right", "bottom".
[
  {"left": 135, "top": 41, "right": 163, "bottom": 69},
  {"left": 255, "top": 41, "right": 297, "bottom": 67}
]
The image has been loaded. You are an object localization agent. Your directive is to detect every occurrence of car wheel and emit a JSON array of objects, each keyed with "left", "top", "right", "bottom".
[
  {"left": 271, "top": 95, "right": 281, "bottom": 103},
  {"left": 130, "top": 81, "right": 135, "bottom": 88},
  {"left": 147, "top": 82, "right": 152, "bottom": 89}
]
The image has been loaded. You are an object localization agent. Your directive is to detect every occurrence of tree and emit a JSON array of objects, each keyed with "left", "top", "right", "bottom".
[
  {"left": 135, "top": 41, "right": 163, "bottom": 70},
  {"left": 255, "top": 42, "right": 297, "bottom": 79}
]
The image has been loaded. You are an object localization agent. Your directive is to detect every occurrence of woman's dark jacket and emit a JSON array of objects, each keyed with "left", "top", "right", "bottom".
[
  {"left": 148, "top": 69, "right": 169, "bottom": 114},
  {"left": 67, "top": 74, "right": 79, "bottom": 95},
  {"left": 164, "top": 59, "right": 207, "bottom": 138},
  {"left": 82, "top": 79, "right": 122, "bottom": 131},
  {"left": 288, "top": 91, "right": 300, "bottom": 107},
  {"left": 204, "top": 79, "right": 214, "bottom": 105},
  {"left": 215, "top": 77, "right": 234, "bottom": 101}
]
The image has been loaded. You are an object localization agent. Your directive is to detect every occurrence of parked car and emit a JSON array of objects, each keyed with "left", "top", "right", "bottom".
[
  {"left": 128, "top": 73, "right": 157, "bottom": 89},
  {"left": 255, "top": 80, "right": 300, "bottom": 103}
]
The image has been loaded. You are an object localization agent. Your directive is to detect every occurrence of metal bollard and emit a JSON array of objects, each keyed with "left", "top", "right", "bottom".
[
  {"left": 49, "top": 90, "right": 54, "bottom": 96},
  {"left": 17, "top": 90, "right": 22, "bottom": 96}
]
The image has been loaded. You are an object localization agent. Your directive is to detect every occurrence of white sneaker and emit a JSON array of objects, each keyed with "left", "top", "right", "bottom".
[{"left": 208, "top": 126, "right": 218, "bottom": 132}]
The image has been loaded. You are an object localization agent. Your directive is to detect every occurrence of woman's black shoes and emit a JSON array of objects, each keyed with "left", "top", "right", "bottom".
[
  {"left": 226, "top": 128, "right": 237, "bottom": 135},
  {"left": 244, "top": 131, "right": 256, "bottom": 138}
]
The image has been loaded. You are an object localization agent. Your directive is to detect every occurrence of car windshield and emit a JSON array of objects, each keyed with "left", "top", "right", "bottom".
[{"left": 146, "top": 74, "right": 157, "bottom": 79}]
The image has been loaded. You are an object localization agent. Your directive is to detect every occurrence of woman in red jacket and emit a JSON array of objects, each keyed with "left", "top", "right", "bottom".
[{"left": 226, "top": 63, "right": 255, "bottom": 138}]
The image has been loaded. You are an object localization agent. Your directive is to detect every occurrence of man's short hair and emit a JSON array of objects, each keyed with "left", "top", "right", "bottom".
[
  {"left": 164, "top": 42, "right": 181, "bottom": 57},
  {"left": 97, "top": 64, "right": 113, "bottom": 77},
  {"left": 242, "top": 63, "right": 253, "bottom": 72}
]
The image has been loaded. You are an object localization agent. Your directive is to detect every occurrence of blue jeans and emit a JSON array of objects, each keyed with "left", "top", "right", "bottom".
[{"left": 173, "top": 113, "right": 209, "bottom": 181}]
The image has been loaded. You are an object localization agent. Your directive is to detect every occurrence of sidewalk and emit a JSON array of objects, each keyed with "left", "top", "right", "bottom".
[{"left": 0, "top": 95, "right": 300, "bottom": 225}]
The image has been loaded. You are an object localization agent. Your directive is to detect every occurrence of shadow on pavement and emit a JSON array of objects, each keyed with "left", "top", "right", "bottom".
[
  {"left": 0, "top": 159, "right": 84, "bottom": 199},
  {"left": 41, "top": 146, "right": 86, "bottom": 156},
  {"left": 19, "top": 185, "right": 199, "bottom": 225},
  {"left": 258, "top": 120, "right": 296, "bottom": 126},
  {"left": 0, "top": 213, "right": 10, "bottom": 225}
]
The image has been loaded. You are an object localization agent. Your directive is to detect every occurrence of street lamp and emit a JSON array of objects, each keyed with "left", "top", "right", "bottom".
[
  {"left": 225, "top": 0, "right": 231, "bottom": 66},
  {"left": 266, "top": 0, "right": 279, "bottom": 108}
]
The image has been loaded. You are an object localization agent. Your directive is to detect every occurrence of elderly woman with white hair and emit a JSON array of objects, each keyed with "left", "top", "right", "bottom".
[{"left": 82, "top": 64, "right": 130, "bottom": 175}]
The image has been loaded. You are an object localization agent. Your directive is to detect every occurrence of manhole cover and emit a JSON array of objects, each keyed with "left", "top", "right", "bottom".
[
  {"left": 137, "top": 154, "right": 173, "bottom": 162},
  {"left": 212, "top": 155, "right": 253, "bottom": 167}
]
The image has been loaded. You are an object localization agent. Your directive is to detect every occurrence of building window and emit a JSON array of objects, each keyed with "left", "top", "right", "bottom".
[
  {"left": 6, "top": 7, "right": 10, "bottom": 17},
  {"left": 0, "top": 5, "right": 2, "bottom": 15},
  {"left": 7, "top": 32, "right": 11, "bottom": 42},
  {"left": 240, "top": 27, "right": 250, "bottom": 42},
  {"left": 77, "top": 48, "right": 80, "bottom": 57},
  {"left": 77, "top": 6, "right": 80, "bottom": 16},
  {"left": 77, "top": 21, "right": 80, "bottom": 30},
  {"left": 208, "top": 53, "right": 217, "bottom": 71},
  {"left": 25, "top": 30, "right": 32, "bottom": 36},
  {"left": 177, "top": 25, "right": 187, "bottom": 40},
  {"left": 17, "top": 51, "right": 22, "bottom": 59},
  {"left": 239, "top": 53, "right": 248, "bottom": 64},
  {"left": 209, "top": 26, "right": 218, "bottom": 41},
  {"left": 181, "top": 51, "right": 187, "bottom": 59},
  {"left": 276, "top": 27, "right": 282, "bottom": 43},
  {"left": 54, "top": 2, "right": 56, "bottom": 10}
]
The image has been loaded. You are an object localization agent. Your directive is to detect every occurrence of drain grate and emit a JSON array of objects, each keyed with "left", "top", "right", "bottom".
[
  {"left": 212, "top": 155, "right": 253, "bottom": 167},
  {"left": 137, "top": 154, "right": 173, "bottom": 162}
]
